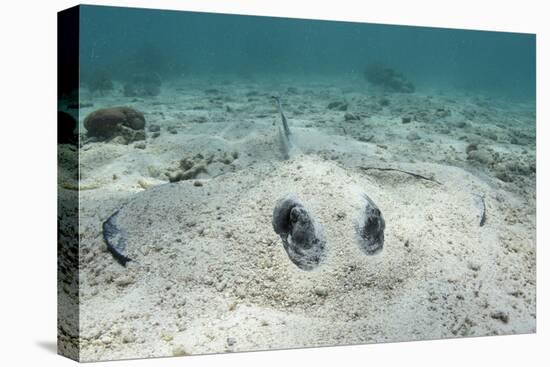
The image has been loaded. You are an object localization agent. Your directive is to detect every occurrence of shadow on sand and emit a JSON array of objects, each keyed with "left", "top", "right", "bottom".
[{"left": 36, "top": 340, "right": 57, "bottom": 354}]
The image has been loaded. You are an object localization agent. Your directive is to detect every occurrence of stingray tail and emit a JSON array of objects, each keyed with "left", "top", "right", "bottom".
[{"left": 271, "top": 96, "right": 297, "bottom": 159}]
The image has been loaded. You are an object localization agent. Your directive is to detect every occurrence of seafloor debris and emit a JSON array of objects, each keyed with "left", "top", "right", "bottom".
[
  {"left": 364, "top": 63, "right": 415, "bottom": 93},
  {"left": 327, "top": 101, "right": 349, "bottom": 111},
  {"left": 84, "top": 106, "right": 146, "bottom": 143},
  {"left": 148, "top": 124, "right": 161, "bottom": 132},
  {"left": 344, "top": 112, "right": 361, "bottom": 121},
  {"left": 474, "top": 194, "right": 487, "bottom": 227},
  {"left": 355, "top": 194, "right": 385, "bottom": 255},
  {"left": 358, "top": 166, "right": 442, "bottom": 185},
  {"left": 168, "top": 164, "right": 207, "bottom": 183},
  {"left": 166, "top": 152, "right": 239, "bottom": 183},
  {"left": 167, "top": 154, "right": 210, "bottom": 182},
  {"left": 272, "top": 195, "right": 327, "bottom": 271}
]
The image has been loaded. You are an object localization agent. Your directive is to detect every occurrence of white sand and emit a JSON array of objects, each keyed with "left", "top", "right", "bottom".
[{"left": 70, "top": 76, "right": 535, "bottom": 361}]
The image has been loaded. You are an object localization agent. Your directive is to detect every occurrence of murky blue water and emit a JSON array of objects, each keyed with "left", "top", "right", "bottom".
[{"left": 79, "top": 5, "right": 535, "bottom": 101}]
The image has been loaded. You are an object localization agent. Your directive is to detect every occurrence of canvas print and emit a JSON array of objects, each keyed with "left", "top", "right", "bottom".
[{"left": 57, "top": 5, "right": 536, "bottom": 362}]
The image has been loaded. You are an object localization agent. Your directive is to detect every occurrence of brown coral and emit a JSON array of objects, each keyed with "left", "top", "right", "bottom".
[{"left": 84, "top": 107, "right": 146, "bottom": 142}]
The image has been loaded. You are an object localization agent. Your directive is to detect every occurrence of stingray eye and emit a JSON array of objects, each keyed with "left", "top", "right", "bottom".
[
  {"left": 356, "top": 194, "right": 385, "bottom": 255},
  {"left": 272, "top": 195, "right": 326, "bottom": 270}
]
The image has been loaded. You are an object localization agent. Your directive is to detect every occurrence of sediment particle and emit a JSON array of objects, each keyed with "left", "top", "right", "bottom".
[
  {"left": 465, "top": 143, "right": 478, "bottom": 154},
  {"left": 328, "top": 101, "right": 348, "bottom": 111},
  {"left": 172, "top": 346, "right": 189, "bottom": 356},
  {"left": 344, "top": 112, "right": 360, "bottom": 121},
  {"left": 148, "top": 124, "right": 160, "bottom": 132},
  {"left": 406, "top": 131, "right": 421, "bottom": 141},
  {"left": 115, "top": 275, "right": 135, "bottom": 287},
  {"left": 314, "top": 286, "right": 329, "bottom": 297},
  {"left": 161, "top": 330, "right": 174, "bottom": 342},
  {"left": 490, "top": 311, "right": 509, "bottom": 324},
  {"left": 121, "top": 330, "right": 137, "bottom": 343},
  {"left": 467, "top": 149, "right": 494, "bottom": 165}
]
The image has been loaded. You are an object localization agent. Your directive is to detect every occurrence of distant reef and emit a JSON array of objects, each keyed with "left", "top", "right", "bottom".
[{"left": 364, "top": 63, "right": 415, "bottom": 93}]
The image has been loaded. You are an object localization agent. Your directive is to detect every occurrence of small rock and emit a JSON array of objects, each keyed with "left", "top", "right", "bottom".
[
  {"left": 344, "top": 112, "right": 360, "bottom": 121},
  {"left": 467, "top": 261, "right": 481, "bottom": 271},
  {"left": 358, "top": 135, "right": 374, "bottom": 142},
  {"left": 121, "top": 330, "right": 137, "bottom": 343},
  {"left": 226, "top": 337, "right": 236, "bottom": 346},
  {"left": 151, "top": 132, "right": 160, "bottom": 139},
  {"left": 193, "top": 116, "right": 208, "bottom": 123},
  {"left": 193, "top": 180, "right": 203, "bottom": 187},
  {"left": 148, "top": 124, "right": 161, "bottom": 132},
  {"left": 161, "top": 330, "right": 174, "bottom": 342},
  {"left": 115, "top": 275, "right": 135, "bottom": 287},
  {"left": 167, "top": 126, "right": 178, "bottom": 134},
  {"left": 138, "top": 179, "right": 154, "bottom": 190},
  {"left": 215, "top": 280, "right": 227, "bottom": 292},
  {"left": 134, "top": 141, "right": 146, "bottom": 149},
  {"left": 379, "top": 98, "right": 390, "bottom": 107},
  {"left": 287, "top": 87, "right": 299, "bottom": 94},
  {"left": 485, "top": 131, "right": 498, "bottom": 141},
  {"left": 221, "top": 154, "right": 234, "bottom": 165},
  {"left": 467, "top": 149, "right": 494, "bottom": 165},
  {"left": 172, "top": 346, "right": 189, "bottom": 356},
  {"left": 335, "top": 211, "right": 346, "bottom": 221},
  {"left": 495, "top": 169, "right": 513, "bottom": 182},
  {"left": 465, "top": 143, "right": 478, "bottom": 154},
  {"left": 314, "top": 286, "right": 328, "bottom": 297},
  {"left": 327, "top": 101, "right": 348, "bottom": 111},
  {"left": 490, "top": 311, "right": 509, "bottom": 324},
  {"left": 402, "top": 116, "right": 412, "bottom": 124},
  {"left": 406, "top": 132, "right": 421, "bottom": 141},
  {"left": 435, "top": 107, "right": 451, "bottom": 118},
  {"left": 505, "top": 161, "right": 531, "bottom": 176}
]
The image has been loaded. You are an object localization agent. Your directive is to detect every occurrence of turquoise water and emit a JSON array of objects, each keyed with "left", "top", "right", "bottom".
[{"left": 79, "top": 5, "right": 535, "bottom": 101}]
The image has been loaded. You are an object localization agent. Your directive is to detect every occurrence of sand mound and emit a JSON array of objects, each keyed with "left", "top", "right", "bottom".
[
  {"left": 77, "top": 155, "right": 534, "bottom": 359},
  {"left": 74, "top": 77, "right": 535, "bottom": 361}
]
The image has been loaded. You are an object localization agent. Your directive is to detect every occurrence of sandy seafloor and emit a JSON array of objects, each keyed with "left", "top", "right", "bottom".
[{"left": 60, "top": 76, "right": 536, "bottom": 361}]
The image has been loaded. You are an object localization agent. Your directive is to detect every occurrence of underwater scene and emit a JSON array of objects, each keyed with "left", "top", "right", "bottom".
[{"left": 58, "top": 5, "right": 536, "bottom": 362}]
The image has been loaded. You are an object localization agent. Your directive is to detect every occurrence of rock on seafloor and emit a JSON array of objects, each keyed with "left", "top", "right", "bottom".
[{"left": 84, "top": 106, "right": 146, "bottom": 143}]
